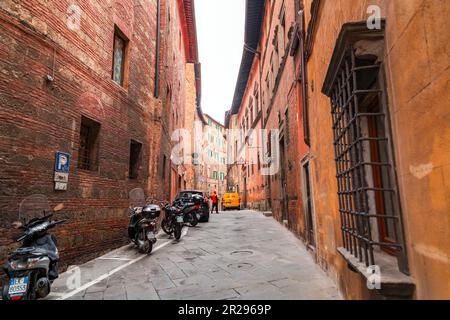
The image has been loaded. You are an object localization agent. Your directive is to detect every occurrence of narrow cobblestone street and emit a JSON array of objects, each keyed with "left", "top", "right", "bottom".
[{"left": 47, "top": 211, "right": 340, "bottom": 300}]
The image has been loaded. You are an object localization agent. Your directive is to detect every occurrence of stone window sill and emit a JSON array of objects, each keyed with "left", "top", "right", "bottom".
[
  {"left": 337, "top": 247, "right": 415, "bottom": 299},
  {"left": 111, "top": 80, "right": 129, "bottom": 96}
]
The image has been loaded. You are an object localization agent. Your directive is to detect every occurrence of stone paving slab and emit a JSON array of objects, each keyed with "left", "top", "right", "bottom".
[{"left": 150, "top": 274, "right": 176, "bottom": 291}]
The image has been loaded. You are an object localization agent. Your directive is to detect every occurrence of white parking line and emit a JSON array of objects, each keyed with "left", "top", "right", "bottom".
[
  {"left": 97, "top": 257, "right": 133, "bottom": 261},
  {"left": 57, "top": 226, "right": 189, "bottom": 300}
]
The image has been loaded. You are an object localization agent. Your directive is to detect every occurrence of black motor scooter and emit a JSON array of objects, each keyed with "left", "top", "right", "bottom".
[
  {"left": 162, "top": 204, "right": 184, "bottom": 240},
  {"left": 128, "top": 188, "right": 161, "bottom": 254},
  {"left": 2, "top": 195, "right": 66, "bottom": 300},
  {"left": 162, "top": 195, "right": 203, "bottom": 240}
]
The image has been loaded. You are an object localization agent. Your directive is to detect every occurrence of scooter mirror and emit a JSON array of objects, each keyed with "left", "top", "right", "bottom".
[
  {"left": 11, "top": 221, "right": 23, "bottom": 229},
  {"left": 53, "top": 203, "right": 65, "bottom": 212}
]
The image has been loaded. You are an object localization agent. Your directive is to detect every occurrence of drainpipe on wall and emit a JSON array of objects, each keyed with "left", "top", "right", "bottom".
[
  {"left": 299, "top": 5, "right": 310, "bottom": 147},
  {"left": 154, "top": 0, "right": 161, "bottom": 98},
  {"left": 257, "top": 41, "right": 270, "bottom": 211}
]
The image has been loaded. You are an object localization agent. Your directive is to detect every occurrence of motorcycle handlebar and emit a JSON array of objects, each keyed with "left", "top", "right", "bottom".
[
  {"left": 16, "top": 234, "right": 26, "bottom": 242},
  {"left": 51, "top": 219, "right": 68, "bottom": 226},
  {"left": 15, "top": 219, "right": 67, "bottom": 242}
]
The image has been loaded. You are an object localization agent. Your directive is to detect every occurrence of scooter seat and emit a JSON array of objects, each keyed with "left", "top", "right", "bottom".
[
  {"left": 11, "top": 247, "right": 51, "bottom": 258},
  {"left": 11, "top": 247, "right": 36, "bottom": 256}
]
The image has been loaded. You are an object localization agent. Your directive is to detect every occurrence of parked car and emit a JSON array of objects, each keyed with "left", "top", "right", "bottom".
[
  {"left": 175, "top": 191, "right": 210, "bottom": 222},
  {"left": 222, "top": 193, "right": 241, "bottom": 210}
]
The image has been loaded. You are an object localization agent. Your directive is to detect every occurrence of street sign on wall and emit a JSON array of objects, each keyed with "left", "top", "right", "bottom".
[
  {"left": 54, "top": 152, "right": 71, "bottom": 191},
  {"left": 55, "top": 182, "right": 68, "bottom": 191},
  {"left": 55, "top": 152, "right": 70, "bottom": 173},
  {"left": 54, "top": 172, "right": 69, "bottom": 183}
]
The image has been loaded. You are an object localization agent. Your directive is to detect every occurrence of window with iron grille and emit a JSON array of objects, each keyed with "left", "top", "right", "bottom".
[
  {"left": 322, "top": 22, "right": 408, "bottom": 273},
  {"left": 129, "top": 140, "right": 142, "bottom": 179},
  {"left": 253, "top": 84, "right": 260, "bottom": 114},
  {"left": 285, "top": 108, "right": 289, "bottom": 145},
  {"left": 249, "top": 100, "right": 254, "bottom": 125},
  {"left": 161, "top": 155, "right": 167, "bottom": 178},
  {"left": 273, "top": 26, "right": 280, "bottom": 73},
  {"left": 77, "top": 116, "right": 100, "bottom": 171},
  {"left": 278, "top": 3, "right": 286, "bottom": 61},
  {"left": 294, "top": 0, "right": 301, "bottom": 19}
]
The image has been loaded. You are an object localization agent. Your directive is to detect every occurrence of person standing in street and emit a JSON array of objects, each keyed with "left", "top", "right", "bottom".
[{"left": 210, "top": 191, "right": 219, "bottom": 214}]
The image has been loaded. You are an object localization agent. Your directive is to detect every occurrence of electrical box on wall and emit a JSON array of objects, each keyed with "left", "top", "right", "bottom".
[{"left": 54, "top": 151, "right": 71, "bottom": 191}]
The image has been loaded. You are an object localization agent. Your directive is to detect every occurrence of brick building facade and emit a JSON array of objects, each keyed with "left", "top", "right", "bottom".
[
  {"left": 227, "top": 0, "right": 450, "bottom": 299},
  {"left": 0, "top": 0, "right": 201, "bottom": 270},
  {"left": 301, "top": 0, "right": 450, "bottom": 299},
  {"left": 198, "top": 114, "right": 227, "bottom": 200},
  {"left": 159, "top": 0, "right": 202, "bottom": 201},
  {"left": 226, "top": 0, "right": 309, "bottom": 236}
]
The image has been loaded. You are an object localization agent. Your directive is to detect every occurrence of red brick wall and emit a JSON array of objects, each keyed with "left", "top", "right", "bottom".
[
  {"left": 0, "top": 0, "right": 189, "bottom": 270},
  {"left": 235, "top": 52, "right": 266, "bottom": 210},
  {"left": 257, "top": 0, "right": 308, "bottom": 239},
  {"left": 229, "top": 0, "right": 309, "bottom": 238}
]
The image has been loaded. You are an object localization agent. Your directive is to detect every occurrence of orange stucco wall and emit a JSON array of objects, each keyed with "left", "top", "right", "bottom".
[{"left": 304, "top": 0, "right": 450, "bottom": 299}]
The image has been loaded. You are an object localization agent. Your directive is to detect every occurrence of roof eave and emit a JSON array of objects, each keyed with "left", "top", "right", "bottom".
[{"left": 227, "top": 0, "right": 265, "bottom": 121}]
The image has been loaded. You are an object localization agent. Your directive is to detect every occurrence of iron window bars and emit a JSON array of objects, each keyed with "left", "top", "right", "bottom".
[
  {"left": 329, "top": 44, "right": 407, "bottom": 271},
  {"left": 78, "top": 116, "right": 100, "bottom": 171}
]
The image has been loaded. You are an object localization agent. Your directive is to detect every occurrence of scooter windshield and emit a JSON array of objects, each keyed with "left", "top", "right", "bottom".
[
  {"left": 18, "top": 194, "right": 51, "bottom": 225},
  {"left": 129, "top": 188, "right": 146, "bottom": 209}
]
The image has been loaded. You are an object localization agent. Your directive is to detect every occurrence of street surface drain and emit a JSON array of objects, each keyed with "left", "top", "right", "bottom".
[
  {"left": 230, "top": 250, "right": 253, "bottom": 257},
  {"left": 227, "top": 263, "right": 254, "bottom": 270}
]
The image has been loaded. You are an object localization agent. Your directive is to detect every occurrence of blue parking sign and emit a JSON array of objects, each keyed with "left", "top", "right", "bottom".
[{"left": 55, "top": 152, "right": 71, "bottom": 173}]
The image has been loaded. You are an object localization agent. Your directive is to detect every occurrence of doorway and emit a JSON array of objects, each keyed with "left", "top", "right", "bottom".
[
  {"left": 279, "top": 138, "right": 288, "bottom": 222},
  {"left": 243, "top": 177, "right": 247, "bottom": 209},
  {"left": 302, "top": 161, "right": 315, "bottom": 248},
  {"left": 170, "top": 169, "right": 177, "bottom": 202}
]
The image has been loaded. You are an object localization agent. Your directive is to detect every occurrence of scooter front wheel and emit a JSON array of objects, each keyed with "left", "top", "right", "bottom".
[
  {"left": 137, "top": 230, "right": 153, "bottom": 254},
  {"left": 139, "top": 239, "right": 153, "bottom": 254},
  {"left": 174, "top": 224, "right": 182, "bottom": 240},
  {"left": 2, "top": 281, "right": 9, "bottom": 300},
  {"left": 162, "top": 219, "right": 173, "bottom": 235},
  {"left": 190, "top": 214, "right": 199, "bottom": 227}
]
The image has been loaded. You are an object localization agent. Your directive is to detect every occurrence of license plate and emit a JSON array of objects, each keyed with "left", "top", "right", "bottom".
[
  {"left": 8, "top": 277, "right": 29, "bottom": 296},
  {"left": 176, "top": 216, "right": 184, "bottom": 223}
]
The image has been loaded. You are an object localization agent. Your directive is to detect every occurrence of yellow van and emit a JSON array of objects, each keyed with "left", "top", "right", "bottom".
[{"left": 222, "top": 193, "right": 240, "bottom": 210}]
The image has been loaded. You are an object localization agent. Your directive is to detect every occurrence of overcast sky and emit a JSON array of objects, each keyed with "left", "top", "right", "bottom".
[{"left": 195, "top": 0, "right": 246, "bottom": 125}]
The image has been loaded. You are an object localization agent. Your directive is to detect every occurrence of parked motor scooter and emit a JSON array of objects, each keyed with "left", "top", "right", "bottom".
[
  {"left": 161, "top": 195, "right": 203, "bottom": 240},
  {"left": 162, "top": 203, "right": 184, "bottom": 240},
  {"left": 128, "top": 188, "right": 161, "bottom": 254},
  {"left": 176, "top": 194, "right": 203, "bottom": 227},
  {"left": 2, "top": 195, "right": 66, "bottom": 300},
  {"left": 161, "top": 203, "right": 176, "bottom": 236}
]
